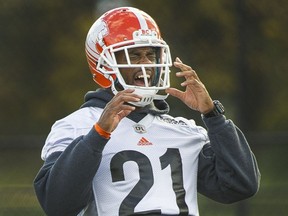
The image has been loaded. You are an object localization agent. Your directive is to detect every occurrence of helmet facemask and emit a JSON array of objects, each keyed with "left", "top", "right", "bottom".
[{"left": 96, "top": 30, "right": 172, "bottom": 107}]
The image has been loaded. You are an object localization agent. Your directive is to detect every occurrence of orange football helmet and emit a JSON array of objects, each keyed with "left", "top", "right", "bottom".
[{"left": 85, "top": 7, "right": 172, "bottom": 106}]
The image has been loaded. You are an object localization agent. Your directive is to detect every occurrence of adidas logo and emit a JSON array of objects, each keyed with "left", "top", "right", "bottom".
[{"left": 137, "top": 137, "right": 153, "bottom": 146}]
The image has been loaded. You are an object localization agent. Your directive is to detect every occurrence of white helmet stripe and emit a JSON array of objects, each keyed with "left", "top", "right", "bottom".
[{"left": 129, "top": 7, "right": 148, "bottom": 30}]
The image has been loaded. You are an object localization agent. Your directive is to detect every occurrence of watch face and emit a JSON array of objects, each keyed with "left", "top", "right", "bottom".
[
  {"left": 203, "top": 100, "right": 225, "bottom": 118},
  {"left": 214, "top": 101, "right": 225, "bottom": 114}
]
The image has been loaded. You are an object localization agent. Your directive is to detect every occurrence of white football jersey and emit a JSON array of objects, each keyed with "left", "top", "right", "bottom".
[{"left": 42, "top": 107, "right": 209, "bottom": 216}]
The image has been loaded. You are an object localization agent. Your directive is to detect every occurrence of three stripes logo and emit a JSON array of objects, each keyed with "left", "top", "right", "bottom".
[{"left": 137, "top": 137, "right": 153, "bottom": 146}]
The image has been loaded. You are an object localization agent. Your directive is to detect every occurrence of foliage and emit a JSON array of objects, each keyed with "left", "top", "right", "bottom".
[
  {"left": 0, "top": 0, "right": 96, "bottom": 134},
  {"left": 0, "top": 0, "right": 287, "bottom": 135}
]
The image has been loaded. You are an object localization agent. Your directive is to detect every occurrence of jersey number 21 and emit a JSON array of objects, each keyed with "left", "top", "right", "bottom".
[{"left": 110, "top": 148, "right": 189, "bottom": 215}]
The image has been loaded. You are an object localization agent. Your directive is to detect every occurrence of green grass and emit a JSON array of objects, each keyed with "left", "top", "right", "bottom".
[
  {"left": 1, "top": 144, "right": 288, "bottom": 216},
  {"left": 0, "top": 148, "right": 45, "bottom": 215}
]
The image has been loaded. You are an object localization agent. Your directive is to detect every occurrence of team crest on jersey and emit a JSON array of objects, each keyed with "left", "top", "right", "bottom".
[{"left": 133, "top": 124, "right": 147, "bottom": 133}]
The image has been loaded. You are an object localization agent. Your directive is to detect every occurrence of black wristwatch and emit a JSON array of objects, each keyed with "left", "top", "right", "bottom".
[{"left": 203, "top": 100, "right": 225, "bottom": 118}]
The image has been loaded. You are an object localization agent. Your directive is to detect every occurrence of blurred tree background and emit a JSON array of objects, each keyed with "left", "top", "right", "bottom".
[{"left": 0, "top": 0, "right": 287, "bottom": 215}]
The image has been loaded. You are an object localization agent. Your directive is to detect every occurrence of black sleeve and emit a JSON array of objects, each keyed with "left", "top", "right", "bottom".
[
  {"left": 33, "top": 127, "right": 108, "bottom": 216},
  {"left": 197, "top": 115, "right": 260, "bottom": 204}
]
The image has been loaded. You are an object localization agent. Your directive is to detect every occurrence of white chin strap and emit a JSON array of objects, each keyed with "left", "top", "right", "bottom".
[{"left": 110, "top": 82, "right": 168, "bottom": 107}]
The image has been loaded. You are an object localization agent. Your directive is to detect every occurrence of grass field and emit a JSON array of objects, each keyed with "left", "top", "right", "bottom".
[
  {"left": 0, "top": 139, "right": 287, "bottom": 216},
  {"left": 0, "top": 148, "right": 45, "bottom": 216}
]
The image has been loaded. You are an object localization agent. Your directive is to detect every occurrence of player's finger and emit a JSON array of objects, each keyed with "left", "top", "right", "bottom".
[
  {"left": 116, "top": 109, "right": 133, "bottom": 120},
  {"left": 105, "top": 99, "right": 136, "bottom": 115},
  {"left": 174, "top": 57, "right": 200, "bottom": 80},
  {"left": 111, "top": 89, "right": 142, "bottom": 104},
  {"left": 180, "top": 78, "right": 203, "bottom": 87},
  {"left": 176, "top": 70, "right": 198, "bottom": 79},
  {"left": 174, "top": 57, "right": 192, "bottom": 71},
  {"left": 165, "top": 87, "right": 185, "bottom": 101}
]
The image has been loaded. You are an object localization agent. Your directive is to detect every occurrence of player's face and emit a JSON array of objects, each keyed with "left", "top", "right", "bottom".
[{"left": 115, "top": 47, "right": 158, "bottom": 87}]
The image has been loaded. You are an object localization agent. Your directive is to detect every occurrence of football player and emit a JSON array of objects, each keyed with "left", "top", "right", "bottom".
[{"left": 34, "top": 7, "right": 260, "bottom": 216}]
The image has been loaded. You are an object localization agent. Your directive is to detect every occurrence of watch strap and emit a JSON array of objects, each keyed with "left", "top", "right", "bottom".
[{"left": 203, "top": 100, "right": 225, "bottom": 118}]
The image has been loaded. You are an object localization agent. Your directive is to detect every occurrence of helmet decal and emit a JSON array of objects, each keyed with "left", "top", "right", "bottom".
[{"left": 129, "top": 7, "right": 149, "bottom": 30}]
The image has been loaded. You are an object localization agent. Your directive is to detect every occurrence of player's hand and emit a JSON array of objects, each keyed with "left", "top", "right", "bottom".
[
  {"left": 165, "top": 57, "right": 214, "bottom": 114},
  {"left": 97, "top": 89, "right": 141, "bottom": 133}
]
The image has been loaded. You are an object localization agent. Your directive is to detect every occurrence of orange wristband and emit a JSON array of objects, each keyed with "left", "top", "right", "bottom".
[{"left": 94, "top": 123, "right": 111, "bottom": 139}]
